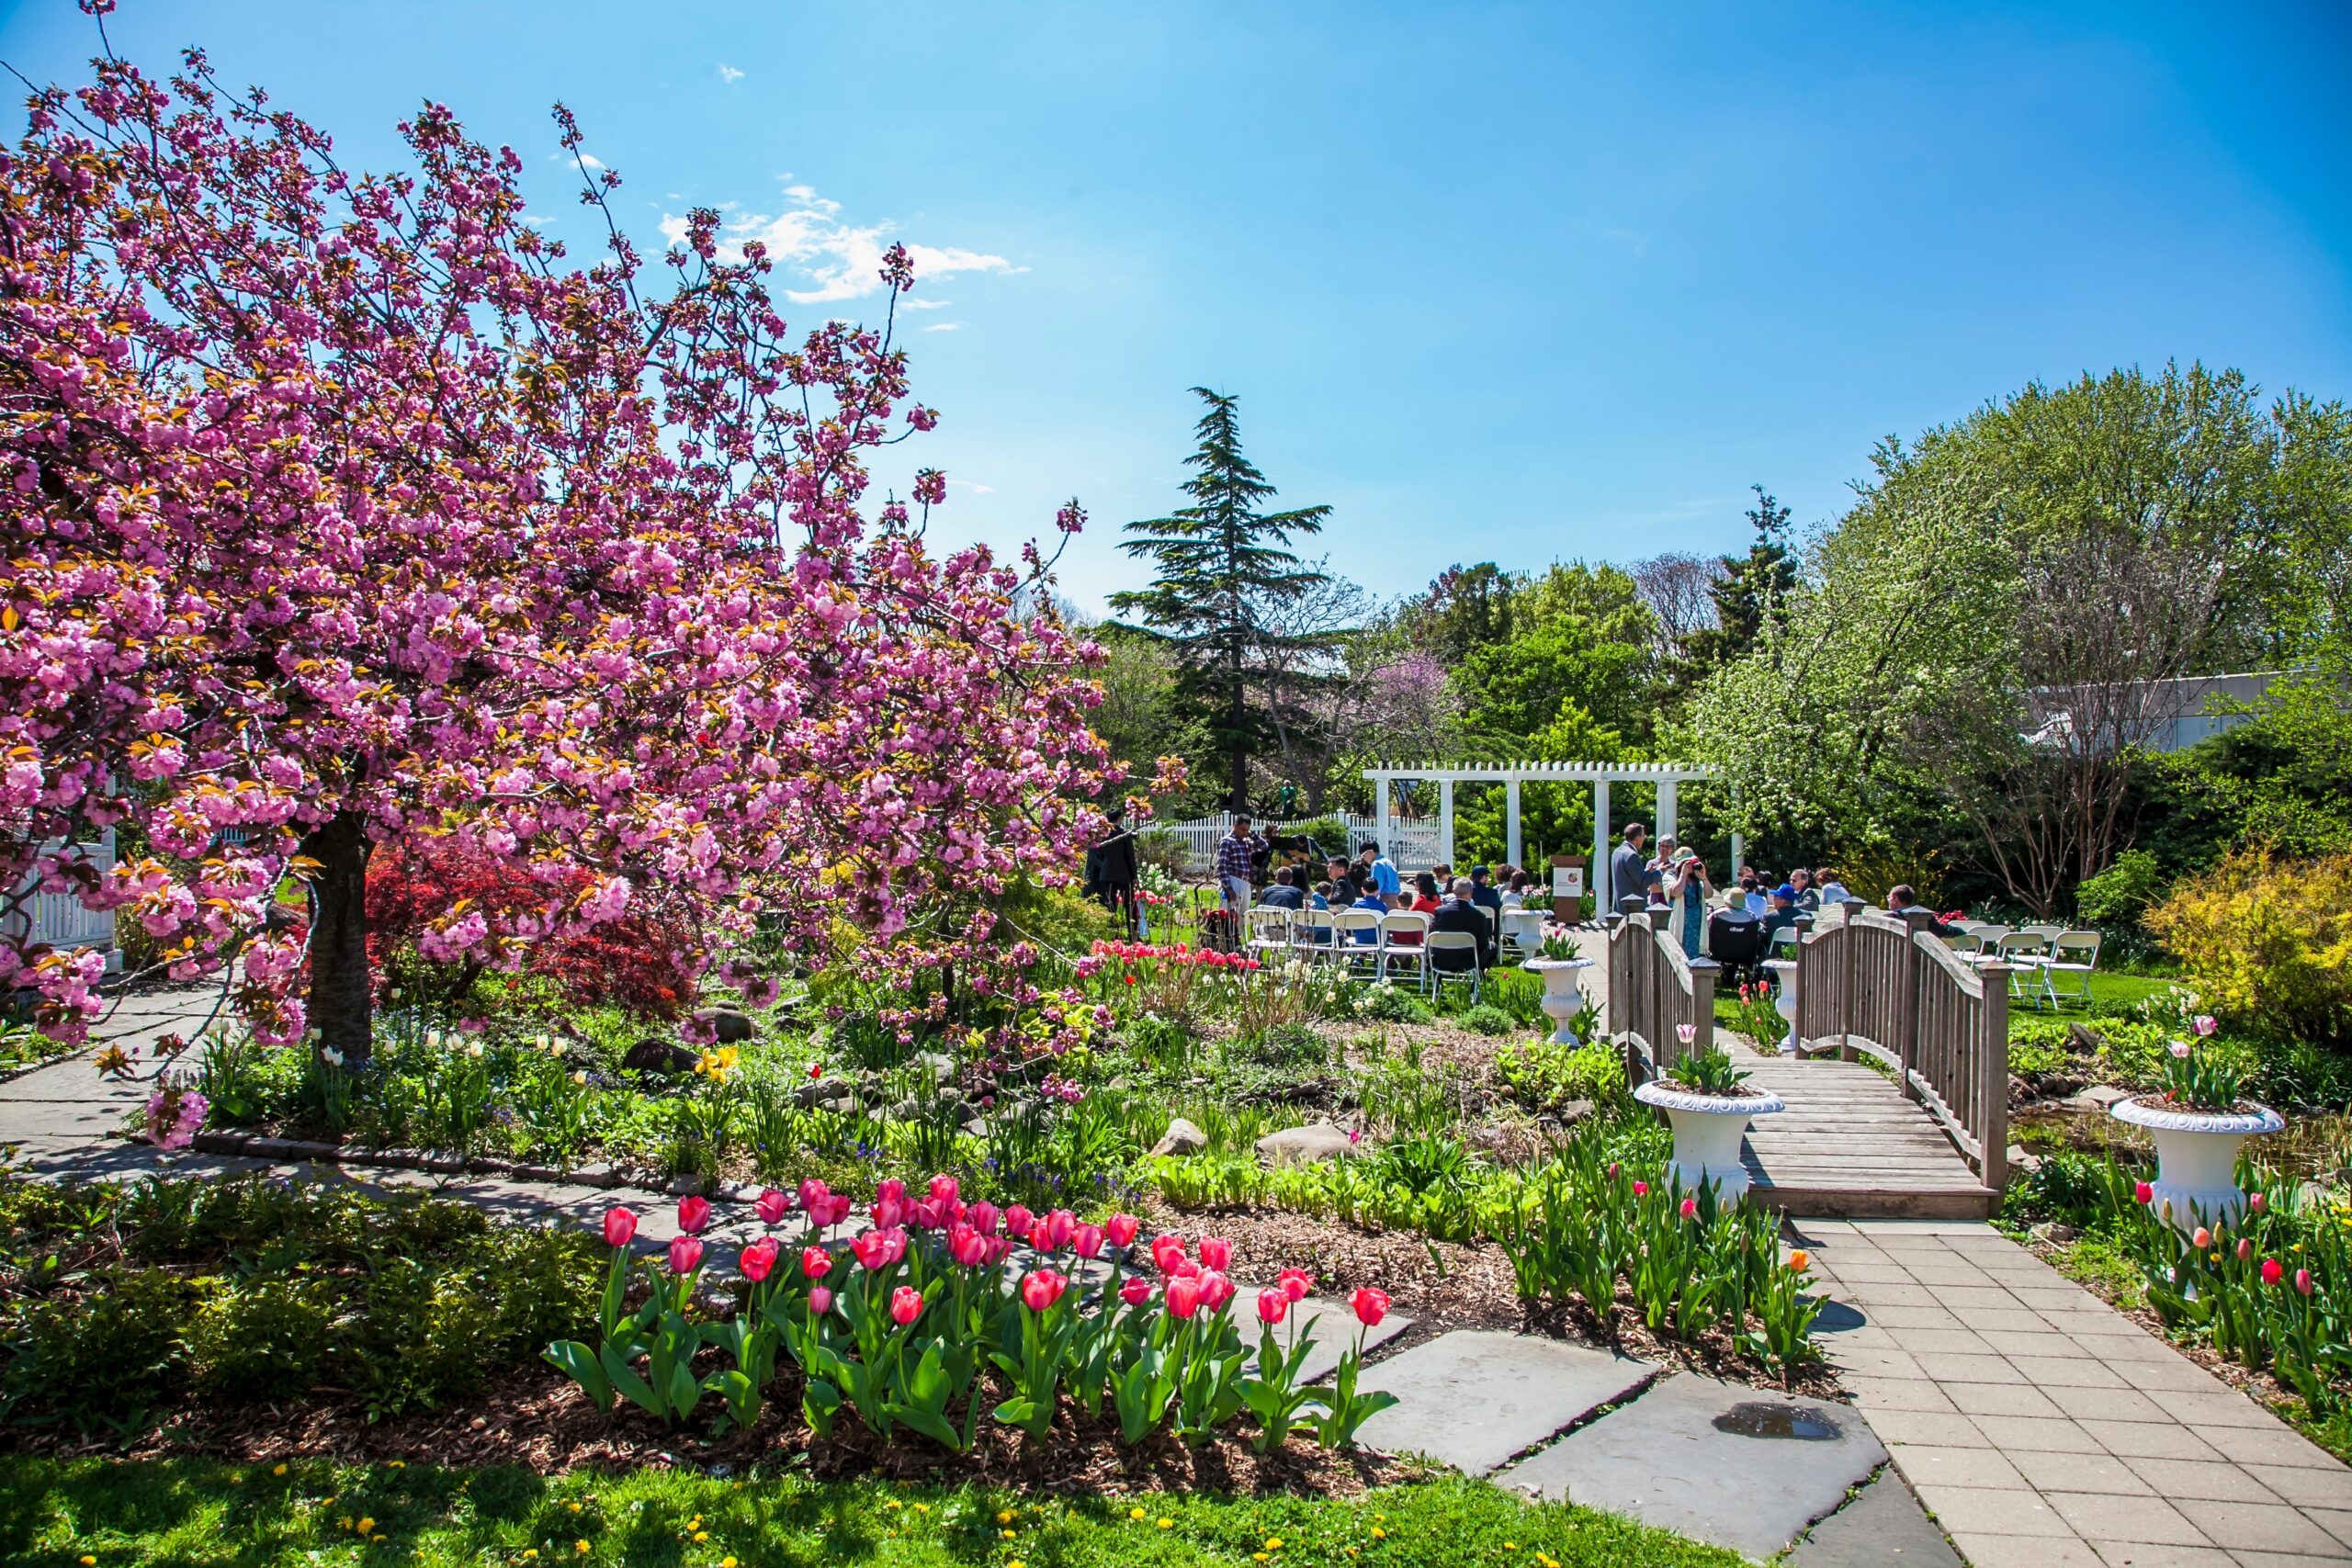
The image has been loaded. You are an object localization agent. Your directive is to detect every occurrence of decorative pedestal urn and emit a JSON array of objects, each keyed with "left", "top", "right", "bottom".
[
  {"left": 1522, "top": 957, "right": 1594, "bottom": 1045},
  {"left": 2109, "top": 1096, "right": 2286, "bottom": 1234},
  {"left": 1503, "top": 908, "right": 1547, "bottom": 955},
  {"left": 1761, "top": 958, "right": 1800, "bottom": 1055},
  {"left": 1633, "top": 1079, "right": 1786, "bottom": 1203}
]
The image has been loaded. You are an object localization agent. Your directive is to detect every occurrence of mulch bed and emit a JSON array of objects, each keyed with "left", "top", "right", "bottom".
[
  {"left": 1150, "top": 1201, "right": 1843, "bottom": 1399},
  {"left": 0, "top": 1361, "right": 1409, "bottom": 1495}
]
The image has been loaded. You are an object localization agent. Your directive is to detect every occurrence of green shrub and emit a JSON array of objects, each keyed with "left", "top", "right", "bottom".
[
  {"left": 1357, "top": 982, "right": 1434, "bottom": 1024},
  {"left": 1496, "top": 1039, "right": 1628, "bottom": 1113},
  {"left": 5, "top": 1268, "right": 196, "bottom": 1426},
  {"left": 187, "top": 1277, "right": 333, "bottom": 1402},
  {"left": 2007, "top": 1018, "right": 2075, "bottom": 1079},
  {"left": 2075, "top": 848, "right": 2165, "bottom": 927},
  {"left": 1455, "top": 1004, "right": 1518, "bottom": 1037},
  {"left": 2147, "top": 849, "right": 2352, "bottom": 1045}
]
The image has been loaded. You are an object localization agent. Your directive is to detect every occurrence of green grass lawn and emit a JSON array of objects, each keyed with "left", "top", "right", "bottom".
[{"left": 0, "top": 1458, "right": 1743, "bottom": 1568}]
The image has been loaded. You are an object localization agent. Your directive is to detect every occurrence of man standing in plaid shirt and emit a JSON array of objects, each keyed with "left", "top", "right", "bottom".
[{"left": 1216, "top": 815, "right": 1262, "bottom": 919}]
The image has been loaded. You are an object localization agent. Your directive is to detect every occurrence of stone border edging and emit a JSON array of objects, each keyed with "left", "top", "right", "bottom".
[{"left": 184, "top": 1128, "right": 762, "bottom": 1200}]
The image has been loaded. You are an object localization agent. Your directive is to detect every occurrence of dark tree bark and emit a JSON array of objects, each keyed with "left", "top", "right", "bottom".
[{"left": 300, "top": 809, "right": 375, "bottom": 1066}]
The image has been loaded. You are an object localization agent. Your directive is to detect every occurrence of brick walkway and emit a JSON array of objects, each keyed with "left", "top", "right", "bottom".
[{"left": 1803, "top": 1217, "right": 2352, "bottom": 1566}]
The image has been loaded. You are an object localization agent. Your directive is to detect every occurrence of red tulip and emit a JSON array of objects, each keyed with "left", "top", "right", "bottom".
[
  {"left": 890, "top": 1285, "right": 924, "bottom": 1325},
  {"left": 1151, "top": 1234, "right": 1188, "bottom": 1273},
  {"left": 2133, "top": 1181, "right": 2154, "bottom": 1204},
  {"left": 1632, "top": 1180, "right": 1649, "bottom": 1198},
  {"left": 1351, "top": 1287, "right": 1390, "bottom": 1327},
  {"left": 1073, "top": 1223, "right": 1105, "bottom": 1259},
  {"left": 1046, "top": 1209, "right": 1076, "bottom": 1251},
  {"left": 949, "top": 1222, "right": 989, "bottom": 1269},
  {"left": 815, "top": 1194, "right": 853, "bottom": 1228},
  {"left": 755, "top": 1188, "right": 789, "bottom": 1225},
  {"left": 1277, "top": 1267, "right": 1313, "bottom": 1303},
  {"left": 602, "top": 1206, "right": 639, "bottom": 1248},
  {"left": 1121, "top": 1275, "right": 1155, "bottom": 1306},
  {"left": 1257, "top": 1288, "right": 1289, "bottom": 1325},
  {"left": 1021, "top": 1269, "right": 1069, "bottom": 1312},
  {"left": 1027, "top": 1221, "right": 1052, "bottom": 1251},
  {"left": 2261, "top": 1258, "right": 2284, "bottom": 1287},
  {"left": 872, "top": 1197, "right": 905, "bottom": 1231},
  {"left": 967, "top": 1201, "right": 1001, "bottom": 1236},
  {"left": 1105, "top": 1212, "right": 1139, "bottom": 1247},
  {"left": 808, "top": 1284, "right": 832, "bottom": 1315},
  {"left": 851, "top": 1229, "right": 892, "bottom": 1270},
  {"left": 797, "top": 1178, "right": 830, "bottom": 1213},
  {"left": 929, "top": 1174, "right": 960, "bottom": 1206},
  {"left": 1606, "top": 1163, "right": 1621, "bottom": 1181},
  {"left": 1166, "top": 1277, "right": 1203, "bottom": 1318},
  {"left": 800, "top": 1245, "right": 832, "bottom": 1279},
  {"left": 1004, "top": 1203, "right": 1034, "bottom": 1236},
  {"left": 740, "top": 1236, "right": 780, "bottom": 1283},
  {"left": 668, "top": 1235, "right": 704, "bottom": 1275},
  {"left": 1680, "top": 1196, "right": 1699, "bottom": 1220},
  {"left": 1199, "top": 1236, "right": 1233, "bottom": 1271},
  {"left": 876, "top": 1178, "right": 908, "bottom": 1205},
  {"left": 910, "top": 1200, "right": 942, "bottom": 1231},
  {"left": 677, "top": 1195, "right": 711, "bottom": 1235},
  {"left": 1198, "top": 1269, "right": 1236, "bottom": 1312}
]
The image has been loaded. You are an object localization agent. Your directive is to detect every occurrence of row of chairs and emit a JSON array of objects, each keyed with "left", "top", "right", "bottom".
[
  {"left": 1942, "top": 922, "right": 2103, "bottom": 1009},
  {"left": 1241, "top": 907, "right": 1488, "bottom": 1001}
]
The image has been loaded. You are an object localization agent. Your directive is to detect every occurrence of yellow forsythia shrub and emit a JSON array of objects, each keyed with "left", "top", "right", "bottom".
[{"left": 2146, "top": 850, "right": 2352, "bottom": 1045}]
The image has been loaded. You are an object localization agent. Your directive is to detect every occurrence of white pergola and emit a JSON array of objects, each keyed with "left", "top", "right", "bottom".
[{"left": 1362, "top": 761, "right": 1724, "bottom": 886}]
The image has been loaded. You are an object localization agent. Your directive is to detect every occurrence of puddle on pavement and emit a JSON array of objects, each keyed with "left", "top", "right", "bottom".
[{"left": 1712, "top": 1402, "right": 1841, "bottom": 1440}]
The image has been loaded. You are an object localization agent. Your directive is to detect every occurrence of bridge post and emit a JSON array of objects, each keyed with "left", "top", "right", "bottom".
[
  {"left": 1687, "top": 956, "right": 1719, "bottom": 1077},
  {"left": 1978, "top": 962, "right": 2010, "bottom": 1194},
  {"left": 1894, "top": 908, "right": 1936, "bottom": 1103}
]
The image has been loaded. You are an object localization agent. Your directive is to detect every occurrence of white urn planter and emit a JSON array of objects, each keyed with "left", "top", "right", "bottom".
[
  {"left": 2109, "top": 1096, "right": 2286, "bottom": 1234},
  {"left": 1633, "top": 1079, "right": 1786, "bottom": 1203},
  {"left": 1522, "top": 956, "right": 1594, "bottom": 1044},
  {"left": 1503, "top": 908, "right": 1547, "bottom": 955},
  {"left": 1760, "top": 958, "right": 1799, "bottom": 1055}
]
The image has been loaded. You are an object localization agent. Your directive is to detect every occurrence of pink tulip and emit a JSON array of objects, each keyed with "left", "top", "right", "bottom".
[
  {"left": 967, "top": 1201, "right": 1001, "bottom": 1236},
  {"left": 1198, "top": 1270, "right": 1236, "bottom": 1311},
  {"left": 2192, "top": 1227, "right": 2213, "bottom": 1249},
  {"left": 872, "top": 1197, "right": 905, "bottom": 1231},
  {"left": 1121, "top": 1275, "right": 1155, "bottom": 1306},
  {"left": 740, "top": 1236, "right": 780, "bottom": 1283},
  {"left": 1277, "top": 1267, "right": 1313, "bottom": 1303},
  {"left": 797, "top": 1178, "right": 830, "bottom": 1213},
  {"left": 1024, "top": 1221, "right": 1049, "bottom": 1250},
  {"left": 2297, "top": 1269, "right": 2315, "bottom": 1295},
  {"left": 1046, "top": 1209, "right": 1076, "bottom": 1251},
  {"left": 910, "top": 1199, "right": 943, "bottom": 1231},
  {"left": 669, "top": 1235, "right": 704, "bottom": 1275},
  {"left": 800, "top": 1246, "right": 832, "bottom": 1280},
  {"left": 1021, "top": 1269, "right": 1069, "bottom": 1312},
  {"left": 1199, "top": 1236, "right": 1233, "bottom": 1271},
  {"left": 1150, "top": 1234, "right": 1188, "bottom": 1273},
  {"left": 1257, "top": 1288, "right": 1289, "bottom": 1325},
  {"left": 851, "top": 1229, "right": 892, "bottom": 1270},
  {"left": 1606, "top": 1163, "right": 1621, "bottom": 1181},
  {"left": 890, "top": 1285, "right": 924, "bottom": 1325},
  {"left": 929, "top": 1174, "right": 959, "bottom": 1206},
  {"left": 1004, "top": 1203, "right": 1034, "bottom": 1236},
  {"left": 2261, "top": 1258, "right": 2284, "bottom": 1287},
  {"left": 1072, "top": 1223, "right": 1105, "bottom": 1259},
  {"left": 2193, "top": 1014, "right": 2218, "bottom": 1037},
  {"left": 808, "top": 1284, "right": 833, "bottom": 1315},
  {"left": 876, "top": 1178, "right": 907, "bottom": 1205},
  {"left": 1166, "top": 1277, "right": 1203, "bottom": 1318},
  {"left": 602, "top": 1206, "right": 639, "bottom": 1248},
  {"left": 1105, "top": 1213, "right": 1139, "bottom": 1247},
  {"left": 1351, "top": 1287, "right": 1390, "bottom": 1327},
  {"left": 1632, "top": 1180, "right": 1649, "bottom": 1198},
  {"left": 755, "top": 1188, "right": 789, "bottom": 1225},
  {"left": 1680, "top": 1196, "right": 1699, "bottom": 1219},
  {"left": 2238, "top": 1238, "right": 2255, "bottom": 1262},
  {"left": 677, "top": 1195, "right": 711, "bottom": 1235},
  {"left": 2133, "top": 1181, "right": 2153, "bottom": 1204},
  {"left": 2249, "top": 1191, "right": 2267, "bottom": 1215},
  {"left": 1676, "top": 1022, "right": 1696, "bottom": 1045}
]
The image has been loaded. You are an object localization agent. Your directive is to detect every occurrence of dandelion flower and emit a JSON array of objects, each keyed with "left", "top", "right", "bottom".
[
  {"left": 272, "top": 1462, "right": 288, "bottom": 1476},
  {"left": 1130, "top": 1507, "right": 1148, "bottom": 1520}
]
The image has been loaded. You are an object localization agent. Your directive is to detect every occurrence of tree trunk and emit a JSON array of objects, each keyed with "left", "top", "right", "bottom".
[{"left": 300, "top": 810, "right": 375, "bottom": 1066}]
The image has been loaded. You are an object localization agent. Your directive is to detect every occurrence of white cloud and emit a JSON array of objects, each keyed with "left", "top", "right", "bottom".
[
  {"left": 922, "top": 321, "right": 964, "bottom": 333},
  {"left": 948, "top": 479, "right": 994, "bottom": 495},
  {"left": 659, "top": 179, "right": 1022, "bottom": 305},
  {"left": 900, "top": 298, "right": 952, "bottom": 310},
  {"left": 718, "top": 63, "right": 744, "bottom": 84},
  {"left": 550, "top": 150, "right": 605, "bottom": 170}
]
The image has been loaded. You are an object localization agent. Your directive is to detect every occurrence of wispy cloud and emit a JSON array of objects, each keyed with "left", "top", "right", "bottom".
[
  {"left": 948, "top": 479, "right": 995, "bottom": 495},
  {"left": 549, "top": 150, "right": 605, "bottom": 170},
  {"left": 922, "top": 321, "right": 964, "bottom": 333},
  {"left": 718, "top": 63, "right": 744, "bottom": 84},
  {"left": 899, "top": 298, "right": 952, "bottom": 310},
  {"left": 659, "top": 178, "right": 1023, "bottom": 304}
]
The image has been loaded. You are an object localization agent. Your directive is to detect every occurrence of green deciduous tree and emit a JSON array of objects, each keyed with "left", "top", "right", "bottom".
[{"left": 1112, "top": 389, "right": 1333, "bottom": 810}]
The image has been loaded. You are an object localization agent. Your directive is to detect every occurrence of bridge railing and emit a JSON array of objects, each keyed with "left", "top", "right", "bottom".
[
  {"left": 1790, "top": 904, "right": 2008, "bottom": 1191},
  {"left": 1605, "top": 908, "right": 1718, "bottom": 1083}
]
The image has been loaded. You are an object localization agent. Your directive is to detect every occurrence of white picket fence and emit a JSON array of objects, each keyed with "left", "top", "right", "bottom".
[
  {"left": 2, "top": 832, "right": 122, "bottom": 971},
  {"left": 1151, "top": 812, "right": 1442, "bottom": 875}
]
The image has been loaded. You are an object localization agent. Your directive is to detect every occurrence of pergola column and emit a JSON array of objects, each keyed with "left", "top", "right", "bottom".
[
  {"left": 1505, "top": 779, "right": 1522, "bottom": 868},
  {"left": 1438, "top": 779, "right": 1455, "bottom": 870},
  {"left": 1591, "top": 778, "right": 1611, "bottom": 901},
  {"left": 1657, "top": 778, "right": 1678, "bottom": 844},
  {"left": 1374, "top": 772, "right": 1392, "bottom": 856}
]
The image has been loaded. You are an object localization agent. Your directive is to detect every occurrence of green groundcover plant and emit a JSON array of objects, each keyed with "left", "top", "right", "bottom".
[{"left": 0, "top": 1458, "right": 1746, "bottom": 1567}]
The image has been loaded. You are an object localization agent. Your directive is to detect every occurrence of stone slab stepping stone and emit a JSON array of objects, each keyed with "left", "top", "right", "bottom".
[
  {"left": 1353, "top": 1331, "right": 1654, "bottom": 1476},
  {"left": 1245, "top": 1298, "right": 1413, "bottom": 1387},
  {"left": 1787, "top": 1467, "right": 1961, "bottom": 1568},
  {"left": 1498, "top": 1372, "right": 1888, "bottom": 1562}
]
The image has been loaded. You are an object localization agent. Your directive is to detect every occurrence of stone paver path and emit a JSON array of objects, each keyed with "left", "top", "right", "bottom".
[
  {"left": 1803, "top": 1217, "right": 2352, "bottom": 1565},
  {"left": 1355, "top": 1330, "right": 1654, "bottom": 1476}
]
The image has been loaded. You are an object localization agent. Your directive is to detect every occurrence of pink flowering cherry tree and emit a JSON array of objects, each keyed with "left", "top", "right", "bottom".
[{"left": 0, "top": 15, "right": 1148, "bottom": 1063}]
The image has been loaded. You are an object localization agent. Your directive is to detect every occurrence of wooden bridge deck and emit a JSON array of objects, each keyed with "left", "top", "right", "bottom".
[{"left": 1729, "top": 1043, "right": 2001, "bottom": 1221}]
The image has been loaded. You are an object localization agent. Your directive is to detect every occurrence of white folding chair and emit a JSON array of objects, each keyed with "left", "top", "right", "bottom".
[
  {"left": 2044, "top": 931, "right": 2102, "bottom": 1009},
  {"left": 1992, "top": 931, "right": 2052, "bottom": 1003},
  {"left": 1333, "top": 909, "right": 1385, "bottom": 976},
  {"left": 1425, "top": 931, "right": 1481, "bottom": 1003},
  {"left": 1245, "top": 908, "right": 1293, "bottom": 961},
  {"left": 1293, "top": 909, "right": 1340, "bottom": 964},
  {"left": 1376, "top": 911, "right": 1430, "bottom": 990}
]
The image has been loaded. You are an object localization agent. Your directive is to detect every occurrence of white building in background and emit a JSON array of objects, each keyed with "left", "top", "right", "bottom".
[{"left": 2023, "top": 671, "right": 2287, "bottom": 756}]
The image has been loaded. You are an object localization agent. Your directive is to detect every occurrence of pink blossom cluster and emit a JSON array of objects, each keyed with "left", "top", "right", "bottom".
[
  {"left": 0, "top": 34, "right": 1170, "bottom": 1047},
  {"left": 141, "top": 1084, "right": 207, "bottom": 1150}
]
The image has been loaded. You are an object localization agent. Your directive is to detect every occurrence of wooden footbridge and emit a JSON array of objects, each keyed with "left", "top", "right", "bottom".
[{"left": 1597, "top": 905, "right": 2008, "bottom": 1220}]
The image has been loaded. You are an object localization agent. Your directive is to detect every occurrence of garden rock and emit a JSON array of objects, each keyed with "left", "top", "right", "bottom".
[
  {"left": 691, "top": 1007, "right": 753, "bottom": 1043},
  {"left": 1255, "top": 1122, "right": 1361, "bottom": 1166},
  {"left": 2061, "top": 1084, "right": 2130, "bottom": 1111},
  {"left": 1150, "top": 1117, "right": 1208, "bottom": 1157},
  {"left": 916, "top": 1051, "right": 957, "bottom": 1085},
  {"left": 1496, "top": 1371, "right": 1888, "bottom": 1562},
  {"left": 623, "top": 1038, "right": 700, "bottom": 1076}
]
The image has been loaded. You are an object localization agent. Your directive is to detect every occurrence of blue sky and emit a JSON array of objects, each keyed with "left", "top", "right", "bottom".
[{"left": 5, "top": 2, "right": 2346, "bottom": 615}]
